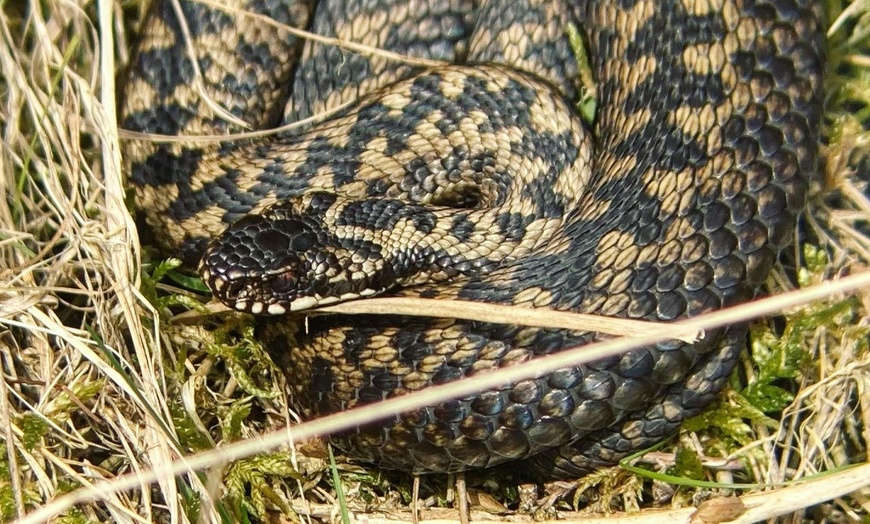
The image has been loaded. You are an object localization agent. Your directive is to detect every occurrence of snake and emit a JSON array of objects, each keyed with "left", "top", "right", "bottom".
[{"left": 120, "top": 0, "right": 825, "bottom": 477}]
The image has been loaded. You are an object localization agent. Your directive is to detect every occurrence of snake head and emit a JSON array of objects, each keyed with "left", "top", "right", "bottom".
[
  {"left": 199, "top": 200, "right": 334, "bottom": 314},
  {"left": 200, "top": 191, "right": 451, "bottom": 314}
]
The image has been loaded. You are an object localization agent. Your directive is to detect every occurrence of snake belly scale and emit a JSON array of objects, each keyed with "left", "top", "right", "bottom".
[{"left": 121, "top": 0, "right": 825, "bottom": 476}]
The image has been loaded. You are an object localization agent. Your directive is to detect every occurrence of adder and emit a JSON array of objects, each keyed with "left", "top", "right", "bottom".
[{"left": 120, "top": 0, "right": 825, "bottom": 477}]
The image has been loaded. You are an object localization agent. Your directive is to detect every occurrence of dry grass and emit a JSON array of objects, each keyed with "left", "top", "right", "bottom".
[{"left": 0, "top": 0, "right": 869, "bottom": 523}]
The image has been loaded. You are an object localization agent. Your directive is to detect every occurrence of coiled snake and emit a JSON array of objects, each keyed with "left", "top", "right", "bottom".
[{"left": 121, "top": 0, "right": 825, "bottom": 477}]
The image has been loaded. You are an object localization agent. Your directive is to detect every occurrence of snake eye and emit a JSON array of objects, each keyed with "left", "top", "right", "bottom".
[{"left": 270, "top": 271, "right": 298, "bottom": 295}]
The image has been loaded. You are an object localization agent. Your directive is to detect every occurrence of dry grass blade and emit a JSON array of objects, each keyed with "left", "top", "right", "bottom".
[
  {"left": 191, "top": 297, "right": 705, "bottom": 342},
  {"left": 1, "top": 0, "right": 869, "bottom": 523}
]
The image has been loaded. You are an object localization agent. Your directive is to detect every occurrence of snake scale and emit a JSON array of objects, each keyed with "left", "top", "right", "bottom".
[{"left": 121, "top": 0, "right": 825, "bottom": 477}]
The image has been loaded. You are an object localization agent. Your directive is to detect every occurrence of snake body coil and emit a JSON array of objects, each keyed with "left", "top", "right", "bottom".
[{"left": 122, "top": 0, "right": 825, "bottom": 476}]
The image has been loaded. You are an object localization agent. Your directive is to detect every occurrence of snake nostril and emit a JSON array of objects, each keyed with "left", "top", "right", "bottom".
[{"left": 219, "top": 278, "right": 246, "bottom": 300}]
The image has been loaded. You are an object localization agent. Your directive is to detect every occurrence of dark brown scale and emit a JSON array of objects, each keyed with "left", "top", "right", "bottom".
[{"left": 121, "top": 0, "right": 826, "bottom": 477}]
